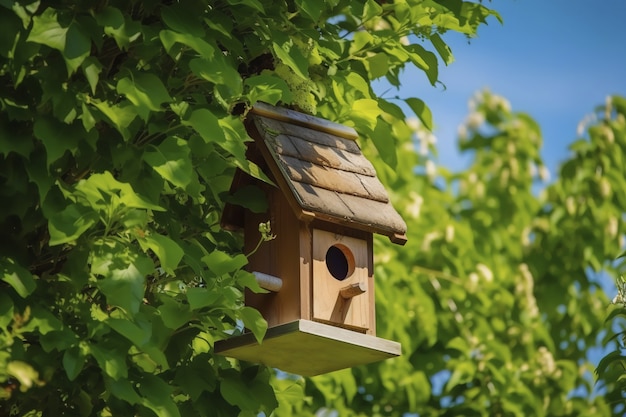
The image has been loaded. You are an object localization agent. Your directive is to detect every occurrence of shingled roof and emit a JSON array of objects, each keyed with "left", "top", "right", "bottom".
[{"left": 230, "top": 102, "right": 407, "bottom": 245}]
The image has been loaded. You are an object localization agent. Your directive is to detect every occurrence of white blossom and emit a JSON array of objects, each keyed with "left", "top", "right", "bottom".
[
  {"left": 466, "top": 111, "right": 485, "bottom": 129},
  {"left": 476, "top": 263, "right": 493, "bottom": 282},
  {"left": 425, "top": 160, "right": 436, "bottom": 180},
  {"left": 406, "top": 191, "right": 424, "bottom": 219}
]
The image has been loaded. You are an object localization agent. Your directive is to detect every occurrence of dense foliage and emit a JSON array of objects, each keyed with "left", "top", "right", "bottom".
[{"left": 0, "top": 0, "right": 624, "bottom": 416}]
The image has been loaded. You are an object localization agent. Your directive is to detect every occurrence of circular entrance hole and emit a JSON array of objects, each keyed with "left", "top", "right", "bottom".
[{"left": 325, "top": 244, "right": 355, "bottom": 281}]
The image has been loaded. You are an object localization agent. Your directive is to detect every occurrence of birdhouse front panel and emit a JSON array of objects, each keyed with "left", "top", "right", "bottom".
[{"left": 312, "top": 229, "right": 372, "bottom": 333}]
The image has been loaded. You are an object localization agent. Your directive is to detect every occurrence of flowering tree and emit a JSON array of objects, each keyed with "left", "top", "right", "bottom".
[{"left": 0, "top": 0, "right": 624, "bottom": 415}]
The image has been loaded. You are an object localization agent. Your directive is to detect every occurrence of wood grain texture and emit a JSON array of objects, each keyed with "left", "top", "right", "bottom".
[
  {"left": 278, "top": 154, "right": 389, "bottom": 203},
  {"left": 312, "top": 229, "right": 371, "bottom": 332},
  {"left": 246, "top": 103, "right": 408, "bottom": 244},
  {"left": 251, "top": 102, "right": 359, "bottom": 141},
  {"left": 244, "top": 188, "right": 304, "bottom": 328},
  {"left": 214, "top": 319, "right": 401, "bottom": 376}
]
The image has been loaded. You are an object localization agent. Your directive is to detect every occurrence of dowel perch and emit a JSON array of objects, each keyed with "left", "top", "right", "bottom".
[
  {"left": 253, "top": 271, "right": 283, "bottom": 292},
  {"left": 340, "top": 282, "right": 366, "bottom": 299}
]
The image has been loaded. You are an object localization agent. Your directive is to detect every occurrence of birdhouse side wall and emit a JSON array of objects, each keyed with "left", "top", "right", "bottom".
[{"left": 244, "top": 187, "right": 310, "bottom": 328}]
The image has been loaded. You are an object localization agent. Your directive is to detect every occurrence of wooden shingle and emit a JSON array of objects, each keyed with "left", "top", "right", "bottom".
[{"left": 246, "top": 103, "right": 407, "bottom": 245}]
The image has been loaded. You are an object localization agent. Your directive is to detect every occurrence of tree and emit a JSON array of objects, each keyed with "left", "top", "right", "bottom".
[{"left": 0, "top": 0, "right": 623, "bottom": 416}]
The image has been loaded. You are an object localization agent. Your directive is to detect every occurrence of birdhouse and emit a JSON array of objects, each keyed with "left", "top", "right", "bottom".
[{"left": 216, "top": 102, "right": 407, "bottom": 376}]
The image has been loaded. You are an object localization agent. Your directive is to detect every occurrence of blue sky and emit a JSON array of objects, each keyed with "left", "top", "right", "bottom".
[{"left": 403, "top": 0, "right": 626, "bottom": 174}]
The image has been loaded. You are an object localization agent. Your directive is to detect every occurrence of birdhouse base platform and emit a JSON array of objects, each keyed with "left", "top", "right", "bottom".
[{"left": 214, "top": 319, "right": 401, "bottom": 376}]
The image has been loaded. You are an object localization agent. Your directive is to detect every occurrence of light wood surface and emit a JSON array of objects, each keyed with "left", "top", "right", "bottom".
[
  {"left": 312, "top": 229, "right": 371, "bottom": 332},
  {"left": 214, "top": 319, "right": 401, "bottom": 376}
]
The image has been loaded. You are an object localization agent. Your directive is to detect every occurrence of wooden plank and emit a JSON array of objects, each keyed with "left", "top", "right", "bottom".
[
  {"left": 290, "top": 182, "right": 354, "bottom": 220},
  {"left": 290, "top": 182, "right": 407, "bottom": 237},
  {"left": 336, "top": 192, "right": 408, "bottom": 236},
  {"left": 244, "top": 189, "right": 304, "bottom": 328},
  {"left": 255, "top": 116, "right": 361, "bottom": 154},
  {"left": 299, "top": 223, "right": 312, "bottom": 320},
  {"left": 266, "top": 133, "right": 301, "bottom": 157},
  {"left": 251, "top": 102, "right": 359, "bottom": 141},
  {"left": 214, "top": 319, "right": 401, "bottom": 376},
  {"left": 285, "top": 134, "right": 376, "bottom": 176},
  {"left": 278, "top": 155, "right": 389, "bottom": 203}
]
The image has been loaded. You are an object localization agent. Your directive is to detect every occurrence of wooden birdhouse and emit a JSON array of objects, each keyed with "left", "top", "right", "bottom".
[{"left": 216, "top": 103, "right": 407, "bottom": 376}]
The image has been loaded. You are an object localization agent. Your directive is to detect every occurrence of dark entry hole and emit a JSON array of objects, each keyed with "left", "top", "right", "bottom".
[{"left": 325, "top": 244, "right": 355, "bottom": 281}]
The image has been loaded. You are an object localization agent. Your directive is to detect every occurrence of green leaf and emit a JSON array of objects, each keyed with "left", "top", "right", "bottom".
[
  {"left": 220, "top": 375, "right": 255, "bottom": 410},
  {"left": 63, "top": 345, "right": 86, "bottom": 381},
  {"left": 95, "top": 7, "right": 141, "bottom": 49},
  {"left": 224, "top": 185, "right": 268, "bottom": 213},
  {"left": 186, "top": 288, "right": 221, "bottom": 310},
  {"left": 365, "top": 53, "right": 389, "bottom": 79},
  {"left": 1, "top": 258, "right": 36, "bottom": 297},
  {"left": 189, "top": 56, "right": 242, "bottom": 98},
  {"left": 225, "top": 0, "right": 265, "bottom": 13},
  {"left": 349, "top": 98, "right": 380, "bottom": 132},
  {"left": 33, "top": 117, "right": 81, "bottom": 167},
  {"left": 48, "top": 203, "right": 98, "bottom": 246},
  {"left": 137, "top": 375, "right": 181, "bottom": 417},
  {"left": 7, "top": 361, "right": 41, "bottom": 390},
  {"left": 0, "top": 292, "right": 14, "bottom": 329},
  {"left": 244, "top": 73, "right": 293, "bottom": 106},
  {"left": 184, "top": 109, "right": 226, "bottom": 145},
  {"left": 40, "top": 328, "right": 78, "bottom": 352},
  {"left": 75, "top": 171, "right": 164, "bottom": 212},
  {"left": 363, "top": 0, "right": 383, "bottom": 20},
  {"left": 237, "top": 270, "right": 269, "bottom": 294},
  {"left": 159, "top": 29, "right": 214, "bottom": 58},
  {"left": 295, "top": 0, "right": 322, "bottom": 22},
  {"left": 91, "top": 100, "right": 138, "bottom": 141},
  {"left": 239, "top": 306, "right": 267, "bottom": 344},
  {"left": 369, "top": 119, "right": 397, "bottom": 169},
  {"left": 0, "top": 11, "right": 21, "bottom": 58},
  {"left": 271, "top": 33, "right": 309, "bottom": 80},
  {"left": 405, "top": 44, "right": 438, "bottom": 86},
  {"left": 158, "top": 296, "right": 192, "bottom": 330},
  {"left": 106, "top": 317, "right": 152, "bottom": 348},
  {"left": 139, "top": 233, "right": 184, "bottom": 275},
  {"left": 90, "top": 341, "right": 128, "bottom": 380},
  {"left": 19, "top": 305, "right": 64, "bottom": 334},
  {"left": 350, "top": 31, "right": 373, "bottom": 55},
  {"left": 143, "top": 137, "right": 193, "bottom": 190},
  {"left": 202, "top": 250, "right": 248, "bottom": 276},
  {"left": 174, "top": 356, "right": 217, "bottom": 401},
  {"left": 406, "top": 97, "right": 433, "bottom": 131},
  {"left": 105, "top": 377, "right": 142, "bottom": 405},
  {"left": 116, "top": 73, "right": 172, "bottom": 120},
  {"left": 27, "top": 8, "right": 90, "bottom": 74},
  {"left": 431, "top": 33, "right": 454, "bottom": 65},
  {"left": 92, "top": 242, "right": 153, "bottom": 315},
  {"left": 161, "top": 3, "right": 205, "bottom": 37}
]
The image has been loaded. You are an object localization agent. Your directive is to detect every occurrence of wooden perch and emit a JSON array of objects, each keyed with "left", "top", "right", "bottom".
[
  {"left": 253, "top": 271, "right": 283, "bottom": 292},
  {"left": 340, "top": 282, "right": 367, "bottom": 299}
]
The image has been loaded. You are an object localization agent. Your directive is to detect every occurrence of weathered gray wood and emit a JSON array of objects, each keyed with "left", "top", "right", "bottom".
[
  {"left": 214, "top": 319, "right": 401, "bottom": 376},
  {"left": 251, "top": 102, "right": 359, "bottom": 141},
  {"left": 286, "top": 134, "right": 376, "bottom": 176},
  {"left": 290, "top": 182, "right": 407, "bottom": 238},
  {"left": 278, "top": 155, "right": 389, "bottom": 203},
  {"left": 266, "top": 132, "right": 377, "bottom": 177},
  {"left": 256, "top": 116, "right": 361, "bottom": 154},
  {"left": 246, "top": 103, "right": 408, "bottom": 244}
]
